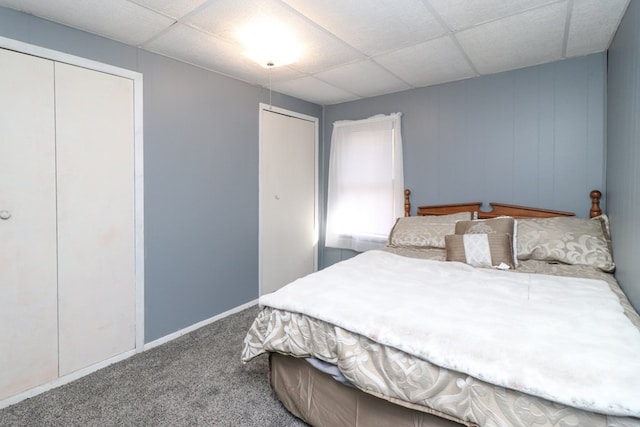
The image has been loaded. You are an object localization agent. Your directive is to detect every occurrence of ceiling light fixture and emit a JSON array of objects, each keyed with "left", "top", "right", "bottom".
[{"left": 237, "top": 18, "right": 303, "bottom": 68}]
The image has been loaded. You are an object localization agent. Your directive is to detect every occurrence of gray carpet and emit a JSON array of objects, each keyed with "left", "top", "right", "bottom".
[{"left": 0, "top": 306, "right": 307, "bottom": 427}]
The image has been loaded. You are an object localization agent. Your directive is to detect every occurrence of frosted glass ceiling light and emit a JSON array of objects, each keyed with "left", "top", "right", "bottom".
[{"left": 237, "top": 18, "right": 302, "bottom": 68}]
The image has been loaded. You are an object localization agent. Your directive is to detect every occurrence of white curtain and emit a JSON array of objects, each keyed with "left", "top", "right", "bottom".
[{"left": 325, "top": 113, "right": 404, "bottom": 252}]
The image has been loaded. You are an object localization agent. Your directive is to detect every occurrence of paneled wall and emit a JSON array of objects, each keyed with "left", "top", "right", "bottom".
[
  {"left": 607, "top": 0, "right": 640, "bottom": 311},
  {"left": 0, "top": 6, "right": 322, "bottom": 342},
  {"left": 321, "top": 54, "right": 606, "bottom": 267}
]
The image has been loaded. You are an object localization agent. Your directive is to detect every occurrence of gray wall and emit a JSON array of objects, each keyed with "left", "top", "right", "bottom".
[
  {"left": 0, "top": 6, "right": 322, "bottom": 342},
  {"left": 607, "top": 0, "right": 640, "bottom": 311},
  {"left": 321, "top": 54, "right": 606, "bottom": 268}
]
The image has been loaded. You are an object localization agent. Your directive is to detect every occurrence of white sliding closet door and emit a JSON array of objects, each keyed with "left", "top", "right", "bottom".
[
  {"left": 0, "top": 49, "right": 58, "bottom": 399},
  {"left": 55, "top": 63, "right": 136, "bottom": 375},
  {"left": 260, "top": 107, "right": 317, "bottom": 295}
]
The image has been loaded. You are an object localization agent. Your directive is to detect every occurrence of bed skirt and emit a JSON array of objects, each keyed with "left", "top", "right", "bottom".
[{"left": 269, "top": 352, "right": 470, "bottom": 427}]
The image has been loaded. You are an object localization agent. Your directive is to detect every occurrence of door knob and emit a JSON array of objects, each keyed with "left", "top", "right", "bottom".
[{"left": 0, "top": 210, "right": 11, "bottom": 220}]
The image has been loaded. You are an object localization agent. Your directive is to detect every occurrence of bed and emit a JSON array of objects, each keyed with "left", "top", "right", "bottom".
[{"left": 242, "top": 190, "right": 640, "bottom": 427}]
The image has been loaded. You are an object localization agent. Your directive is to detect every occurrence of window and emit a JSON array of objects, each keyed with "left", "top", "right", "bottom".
[{"left": 325, "top": 113, "right": 404, "bottom": 252}]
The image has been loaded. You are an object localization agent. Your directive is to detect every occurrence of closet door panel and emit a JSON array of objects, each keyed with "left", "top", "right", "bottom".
[
  {"left": 55, "top": 62, "right": 135, "bottom": 375},
  {"left": 260, "top": 110, "right": 317, "bottom": 294},
  {"left": 0, "top": 49, "right": 58, "bottom": 399}
]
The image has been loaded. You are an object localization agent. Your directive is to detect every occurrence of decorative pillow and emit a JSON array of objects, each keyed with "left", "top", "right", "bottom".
[
  {"left": 388, "top": 212, "right": 473, "bottom": 249},
  {"left": 445, "top": 233, "right": 515, "bottom": 269},
  {"left": 517, "top": 215, "right": 615, "bottom": 272},
  {"left": 454, "top": 217, "right": 517, "bottom": 266}
]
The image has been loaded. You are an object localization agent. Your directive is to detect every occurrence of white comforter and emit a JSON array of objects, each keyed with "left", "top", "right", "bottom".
[{"left": 259, "top": 250, "right": 640, "bottom": 417}]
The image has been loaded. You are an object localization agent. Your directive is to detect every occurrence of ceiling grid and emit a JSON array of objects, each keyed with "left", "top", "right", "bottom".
[{"left": 0, "top": 0, "right": 629, "bottom": 105}]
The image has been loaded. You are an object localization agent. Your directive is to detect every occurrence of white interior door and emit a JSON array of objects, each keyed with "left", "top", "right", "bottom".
[
  {"left": 260, "top": 106, "right": 317, "bottom": 295},
  {"left": 55, "top": 62, "right": 136, "bottom": 375},
  {"left": 0, "top": 48, "right": 58, "bottom": 399}
]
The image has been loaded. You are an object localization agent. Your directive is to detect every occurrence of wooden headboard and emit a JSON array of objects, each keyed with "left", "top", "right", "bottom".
[{"left": 403, "top": 189, "right": 602, "bottom": 219}]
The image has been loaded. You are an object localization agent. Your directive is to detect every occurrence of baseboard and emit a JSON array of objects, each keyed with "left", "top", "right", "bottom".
[
  {"left": 143, "top": 299, "right": 259, "bottom": 351},
  {"left": 0, "top": 349, "right": 135, "bottom": 410},
  {"left": 0, "top": 299, "right": 259, "bottom": 410}
]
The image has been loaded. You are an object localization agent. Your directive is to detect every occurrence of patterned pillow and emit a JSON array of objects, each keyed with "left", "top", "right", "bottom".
[
  {"left": 388, "top": 212, "right": 473, "bottom": 249},
  {"left": 455, "top": 217, "right": 517, "bottom": 266},
  {"left": 445, "top": 233, "right": 515, "bottom": 269},
  {"left": 517, "top": 215, "right": 614, "bottom": 272}
]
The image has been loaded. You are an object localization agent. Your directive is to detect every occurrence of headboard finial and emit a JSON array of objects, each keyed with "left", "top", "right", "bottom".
[
  {"left": 404, "top": 189, "right": 411, "bottom": 217},
  {"left": 590, "top": 190, "right": 602, "bottom": 218}
]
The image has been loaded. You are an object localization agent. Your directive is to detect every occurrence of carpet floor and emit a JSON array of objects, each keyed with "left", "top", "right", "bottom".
[{"left": 0, "top": 306, "right": 307, "bottom": 427}]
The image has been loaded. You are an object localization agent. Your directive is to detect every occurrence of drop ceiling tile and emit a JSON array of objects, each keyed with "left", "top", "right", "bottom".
[
  {"left": 144, "top": 23, "right": 304, "bottom": 85},
  {"left": 184, "top": 0, "right": 364, "bottom": 73},
  {"left": 374, "top": 36, "right": 476, "bottom": 87},
  {"left": 282, "top": 0, "right": 447, "bottom": 56},
  {"left": 427, "top": 0, "right": 558, "bottom": 31},
  {"left": 182, "top": 0, "right": 271, "bottom": 41},
  {"left": 0, "top": 0, "right": 174, "bottom": 46},
  {"left": 565, "top": 0, "right": 630, "bottom": 57},
  {"left": 129, "top": 0, "right": 209, "bottom": 20},
  {"left": 314, "top": 60, "right": 411, "bottom": 98},
  {"left": 271, "top": 77, "right": 360, "bottom": 105},
  {"left": 456, "top": 2, "right": 566, "bottom": 75}
]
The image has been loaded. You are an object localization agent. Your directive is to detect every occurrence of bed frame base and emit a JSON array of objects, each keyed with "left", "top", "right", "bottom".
[{"left": 270, "top": 353, "right": 472, "bottom": 427}]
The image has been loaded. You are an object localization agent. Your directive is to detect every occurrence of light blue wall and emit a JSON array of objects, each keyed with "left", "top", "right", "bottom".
[
  {"left": 321, "top": 54, "right": 606, "bottom": 267},
  {"left": 0, "top": 6, "right": 322, "bottom": 342},
  {"left": 607, "top": 0, "right": 640, "bottom": 311}
]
